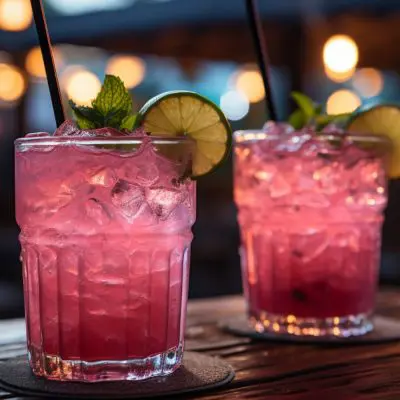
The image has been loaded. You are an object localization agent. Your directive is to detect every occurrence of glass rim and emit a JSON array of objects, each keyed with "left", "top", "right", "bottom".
[
  {"left": 15, "top": 135, "right": 192, "bottom": 148},
  {"left": 233, "top": 129, "right": 392, "bottom": 147}
]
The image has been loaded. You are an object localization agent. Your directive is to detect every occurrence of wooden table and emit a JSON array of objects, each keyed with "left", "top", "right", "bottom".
[{"left": 2, "top": 289, "right": 400, "bottom": 399}]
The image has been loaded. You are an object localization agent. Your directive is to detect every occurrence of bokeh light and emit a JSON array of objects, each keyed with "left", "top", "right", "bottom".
[
  {"left": 323, "top": 35, "right": 358, "bottom": 73},
  {"left": 0, "top": 63, "right": 26, "bottom": 102},
  {"left": 62, "top": 67, "right": 101, "bottom": 106},
  {"left": 106, "top": 55, "right": 146, "bottom": 89},
  {"left": 324, "top": 66, "right": 355, "bottom": 83},
  {"left": 233, "top": 66, "right": 265, "bottom": 103},
  {"left": 326, "top": 89, "right": 361, "bottom": 115},
  {"left": 25, "top": 47, "right": 64, "bottom": 79},
  {"left": 220, "top": 90, "right": 249, "bottom": 121},
  {"left": 352, "top": 68, "right": 384, "bottom": 98},
  {"left": 46, "top": 0, "right": 134, "bottom": 15},
  {"left": 0, "top": 0, "right": 32, "bottom": 31}
]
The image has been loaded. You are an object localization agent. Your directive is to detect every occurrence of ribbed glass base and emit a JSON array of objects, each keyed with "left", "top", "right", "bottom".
[
  {"left": 249, "top": 311, "right": 373, "bottom": 337},
  {"left": 29, "top": 345, "right": 183, "bottom": 382}
]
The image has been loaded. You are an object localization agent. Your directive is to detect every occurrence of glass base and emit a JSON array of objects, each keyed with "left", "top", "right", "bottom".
[
  {"left": 249, "top": 311, "right": 373, "bottom": 337},
  {"left": 28, "top": 345, "right": 183, "bottom": 382}
]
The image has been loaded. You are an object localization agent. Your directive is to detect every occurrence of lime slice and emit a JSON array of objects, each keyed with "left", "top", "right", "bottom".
[
  {"left": 347, "top": 105, "right": 399, "bottom": 178},
  {"left": 138, "top": 91, "right": 232, "bottom": 178}
]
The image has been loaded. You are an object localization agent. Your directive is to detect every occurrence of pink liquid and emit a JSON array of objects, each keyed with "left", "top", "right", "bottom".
[
  {"left": 234, "top": 128, "right": 388, "bottom": 336},
  {"left": 15, "top": 132, "right": 196, "bottom": 380}
]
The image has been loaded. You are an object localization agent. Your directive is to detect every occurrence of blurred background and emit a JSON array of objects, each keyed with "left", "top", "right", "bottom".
[{"left": 0, "top": 0, "right": 400, "bottom": 318}]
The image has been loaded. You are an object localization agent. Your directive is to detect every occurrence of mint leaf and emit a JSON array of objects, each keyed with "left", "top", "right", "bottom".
[
  {"left": 288, "top": 109, "right": 307, "bottom": 130},
  {"left": 103, "top": 108, "right": 130, "bottom": 129},
  {"left": 69, "top": 100, "right": 103, "bottom": 128},
  {"left": 70, "top": 101, "right": 98, "bottom": 129},
  {"left": 120, "top": 114, "right": 137, "bottom": 131},
  {"left": 92, "top": 75, "right": 132, "bottom": 121},
  {"left": 287, "top": 91, "right": 349, "bottom": 131},
  {"left": 291, "top": 92, "right": 316, "bottom": 119},
  {"left": 75, "top": 115, "right": 97, "bottom": 130},
  {"left": 69, "top": 75, "right": 136, "bottom": 131}
]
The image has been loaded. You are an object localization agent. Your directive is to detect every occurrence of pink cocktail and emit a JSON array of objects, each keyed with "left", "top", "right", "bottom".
[
  {"left": 15, "top": 126, "right": 196, "bottom": 381},
  {"left": 234, "top": 125, "right": 389, "bottom": 337}
]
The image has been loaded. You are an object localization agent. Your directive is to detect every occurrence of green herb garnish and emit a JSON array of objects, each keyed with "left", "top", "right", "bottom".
[
  {"left": 70, "top": 75, "right": 137, "bottom": 131},
  {"left": 288, "top": 91, "right": 352, "bottom": 131}
]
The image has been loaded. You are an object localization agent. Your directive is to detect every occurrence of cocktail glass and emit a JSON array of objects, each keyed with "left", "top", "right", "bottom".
[
  {"left": 15, "top": 134, "right": 196, "bottom": 381},
  {"left": 234, "top": 126, "right": 390, "bottom": 337}
]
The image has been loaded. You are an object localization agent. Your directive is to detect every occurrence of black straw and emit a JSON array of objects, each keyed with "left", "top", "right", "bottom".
[
  {"left": 245, "top": 0, "right": 278, "bottom": 121},
  {"left": 30, "top": 0, "right": 65, "bottom": 127}
]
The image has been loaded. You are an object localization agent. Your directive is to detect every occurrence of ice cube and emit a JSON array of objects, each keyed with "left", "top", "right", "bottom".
[
  {"left": 146, "top": 187, "right": 187, "bottom": 219},
  {"left": 54, "top": 120, "right": 128, "bottom": 138},
  {"left": 136, "top": 164, "right": 159, "bottom": 187},
  {"left": 22, "top": 131, "right": 55, "bottom": 152},
  {"left": 92, "top": 127, "right": 127, "bottom": 137},
  {"left": 342, "top": 144, "right": 368, "bottom": 169},
  {"left": 359, "top": 159, "right": 386, "bottom": 187},
  {"left": 111, "top": 180, "right": 145, "bottom": 221},
  {"left": 85, "top": 198, "right": 111, "bottom": 226},
  {"left": 53, "top": 120, "right": 79, "bottom": 136},
  {"left": 347, "top": 192, "right": 387, "bottom": 210},
  {"left": 333, "top": 229, "right": 360, "bottom": 251},
  {"left": 25, "top": 132, "right": 50, "bottom": 138},
  {"left": 293, "top": 192, "right": 330, "bottom": 208},
  {"left": 68, "top": 127, "right": 125, "bottom": 138},
  {"left": 254, "top": 163, "right": 277, "bottom": 184},
  {"left": 263, "top": 121, "right": 294, "bottom": 135},
  {"left": 297, "top": 174, "right": 317, "bottom": 191},
  {"left": 300, "top": 138, "right": 328, "bottom": 158},
  {"left": 88, "top": 167, "right": 117, "bottom": 187},
  {"left": 33, "top": 182, "right": 75, "bottom": 214},
  {"left": 127, "top": 127, "right": 148, "bottom": 138},
  {"left": 291, "top": 229, "right": 329, "bottom": 263},
  {"left": 321, "top": 124, "right": 344, "bottom": 134},
  {"left": 269, "top": 174, "right": 291, "bottom": 198},
  {"left": 313, "top": 163, "right": 345, "bottom": 195},
  {"left": 274, "top": 133, "right": 312, "bottom": 153}
]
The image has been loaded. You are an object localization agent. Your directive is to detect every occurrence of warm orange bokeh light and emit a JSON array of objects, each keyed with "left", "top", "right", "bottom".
[
  {"left": 323, "top": 35, "right": 358, "bottom": 74},
  {"left": 0, "top": 0, "right": 32, "bottom": 31},
  {"left": 352, "top": 68, "right": 384, "bottom": 98},
  {"left": 325, "top": 66, "right": 355, "bottom": 83},
  {"left": 25, "top": 47, "right": 64, "bottom": 79},
  {"left": 63, "top": 67, "right": 101, "bottom": 106},
  {"left": 326, "top": 89, "right": 361, "bottom": 115},
  {"left": 106, "top": 55, "right": 146, "bottom": 89},
  {"left": 0, "top": 63, "right": 26, "bottom": 102},
  {"left": 234, "top": 66, "right": 265, "bottom": 103}
]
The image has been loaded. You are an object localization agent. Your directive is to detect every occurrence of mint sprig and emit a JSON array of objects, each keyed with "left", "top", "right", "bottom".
[
  {"left": 288, "top": 91, "right": 352, "bottom": 131},
  {"left": 70, "top": 75, "right": 137, "bottom": 131}
]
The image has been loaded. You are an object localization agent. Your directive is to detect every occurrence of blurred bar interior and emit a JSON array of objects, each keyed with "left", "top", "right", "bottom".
[{"left": 0, "top": 0, "right": 400, "bottom": 318}]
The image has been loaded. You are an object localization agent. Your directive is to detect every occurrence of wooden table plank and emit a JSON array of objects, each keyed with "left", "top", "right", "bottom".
[{"left": 1, "top": 289, "right": 400, "bottom": 399}]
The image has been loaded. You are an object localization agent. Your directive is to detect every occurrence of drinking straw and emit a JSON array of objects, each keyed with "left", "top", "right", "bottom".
[
  {"left": 245, "top": 0, "right": 278, "bottom": 121},
  {"left": 30, "top": 0, "right": 66, "bottom": 127}
]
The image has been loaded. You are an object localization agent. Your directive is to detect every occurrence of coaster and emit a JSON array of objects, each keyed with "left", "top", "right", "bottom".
[
  {"left": 0, "top": 352, "right": 234, "bottom": 399},
  {"left": 220, "top": 315, "right": 400, "bottom": 344}
]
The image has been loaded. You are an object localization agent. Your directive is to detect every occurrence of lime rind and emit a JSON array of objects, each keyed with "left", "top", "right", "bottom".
[
  {"left": 138, "top": 91, "right": 232, "bottom": 178},
  {"left": 347, "top": 105, "right": 400, "bottom": 178}
]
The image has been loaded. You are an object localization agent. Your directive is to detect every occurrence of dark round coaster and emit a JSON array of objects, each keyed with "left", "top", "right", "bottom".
[
  {"left": 220, "top": 315, "right": 400, "bottom": 344},
  {"left": 0, "top": 352, "right": 234, "bottom": 399}
]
